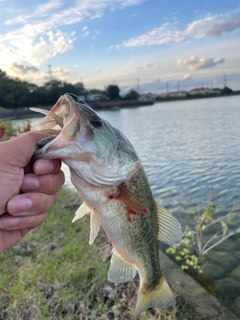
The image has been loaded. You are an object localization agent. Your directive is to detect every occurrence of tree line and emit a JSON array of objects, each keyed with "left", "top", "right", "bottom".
[{"left": 0, "top": 70, "right": 140, "bottom": 109}]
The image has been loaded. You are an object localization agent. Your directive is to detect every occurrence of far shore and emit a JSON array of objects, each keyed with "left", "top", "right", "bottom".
[{"left": 0, "top": 92, "right": 239, "bottom": 120}]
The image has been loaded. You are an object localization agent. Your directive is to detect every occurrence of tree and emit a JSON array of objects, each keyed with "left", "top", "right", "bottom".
[
  {"left": 221, "top": 86, "right": 233, "bottom": 95},
  {"left": 123, "top": 89, "right": 139, "bottom": 100},
  {"left": 105, "top": 85, "right": 120, "bottom": 100}
]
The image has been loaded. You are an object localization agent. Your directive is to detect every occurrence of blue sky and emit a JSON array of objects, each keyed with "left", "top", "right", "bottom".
[{"left": 0, "top": 0, "right": 240, "bottom": 94}]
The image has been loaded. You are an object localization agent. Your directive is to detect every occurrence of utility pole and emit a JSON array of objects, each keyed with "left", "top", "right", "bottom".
[
  {"left": 137, "top": 78, "right": 140, "bottom": 94},
  {"left": 177, "top": 81, "right": 180, "bottom": 92},
  {"left": 166, "top": 82, "right": 169, "bottom": 95},
  {"left": 48, "top": 65, "right": 52, "bottom": 80},
  {"left": 224, "top": 72, "right": 227, "bottom": 88}
]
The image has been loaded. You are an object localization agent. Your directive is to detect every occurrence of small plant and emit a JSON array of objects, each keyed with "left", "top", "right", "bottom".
[
  {"left": 0, "top": 119, "right": 31, "bottom": 141},
  {"left": 167, "top": 202, "right": 240, "bottom": 273}
]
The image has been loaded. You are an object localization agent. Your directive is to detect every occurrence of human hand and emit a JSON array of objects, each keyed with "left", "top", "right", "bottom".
[{"left": 0, "top": 132, "right": 65, "bottom": 253}]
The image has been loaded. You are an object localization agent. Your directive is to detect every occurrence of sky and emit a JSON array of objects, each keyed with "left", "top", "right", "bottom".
[{"left": 0, "top": 0, "right": 240, "bottom": 94}]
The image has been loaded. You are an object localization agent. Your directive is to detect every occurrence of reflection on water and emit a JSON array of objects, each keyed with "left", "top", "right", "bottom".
[{"left": 13, "top": 95, "right": 240, "bottom": 313}]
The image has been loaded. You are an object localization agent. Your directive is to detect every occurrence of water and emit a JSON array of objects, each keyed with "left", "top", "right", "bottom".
[{"left": 13, "top": 95, "right": 240, "bottom": 313}]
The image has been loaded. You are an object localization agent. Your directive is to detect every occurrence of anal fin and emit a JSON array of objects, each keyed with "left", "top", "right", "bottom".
[{"left": 108, "top": 250, "right": 137, "bottom": 283}]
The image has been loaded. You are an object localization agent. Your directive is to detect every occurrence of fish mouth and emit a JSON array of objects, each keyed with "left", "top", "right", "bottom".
[{"left": 31, "top": 94, "right": 82, "bottom": 158}]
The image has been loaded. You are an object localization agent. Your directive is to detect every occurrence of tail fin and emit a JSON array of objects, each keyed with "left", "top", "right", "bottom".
[{"left": 132, "top": 275, "right": 175, "bottom": 320}]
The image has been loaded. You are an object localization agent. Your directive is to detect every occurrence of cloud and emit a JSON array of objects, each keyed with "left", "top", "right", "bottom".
[
  {"left": 5, "top": 0, "right": 63, "bottom": 25},
  {"left": 0, "top": 0, "right": 144, "bottom": 70},
  {"left": 53, "top": 67, "right": 72, "bottom": 78},
  {"left": 9, "top": 62, "right": 39, "bottom": 75},
  {"left": 0, "top": 28, "right": 76, "bottom": 68},
  {"left": 136, "top": 63, "right": 155, "bottom": 70},
  {"left": 207, "top": 13, "right": 240, "bottom": 36},
  {"left": 177, "top": 56, "right": 225, "bottom": 70},
  {"left": 146, "top": 63, "right": 154, "bottom": 68},
  {"left": 115, "top": 12, "right": 239, "bottom": 48},
  {"left": 183, "top": 73, "right": 191, "bottom": 80},
  {"left": 82, "top": 26, "right": 89, "bottom": 37}
]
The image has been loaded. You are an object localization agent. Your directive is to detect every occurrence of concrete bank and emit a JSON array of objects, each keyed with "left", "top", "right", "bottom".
[{"left": 160, "top": 250, "right": 239, "bottom": 319}]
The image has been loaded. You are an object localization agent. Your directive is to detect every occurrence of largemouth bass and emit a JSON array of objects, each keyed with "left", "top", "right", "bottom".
[{"left": 31, "top": 94, "right": 182, "bottom": 319}]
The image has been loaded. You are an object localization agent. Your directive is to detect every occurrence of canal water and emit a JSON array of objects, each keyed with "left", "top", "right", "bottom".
[{"left": 13, "top": 95, "right": 240, "bottom": 315}]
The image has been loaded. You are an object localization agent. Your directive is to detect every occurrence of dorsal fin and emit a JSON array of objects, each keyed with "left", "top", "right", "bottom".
[
  {"left": 156, "top": 202, "right": 182, "bottom": 246},
  {"left": 108, "top": 250, "right": 137, "bottom": 283}
]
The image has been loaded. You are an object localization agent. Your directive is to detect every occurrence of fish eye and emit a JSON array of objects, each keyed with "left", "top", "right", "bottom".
[{"left": 91, "top": 116, "right": 102, "bottom": 127}]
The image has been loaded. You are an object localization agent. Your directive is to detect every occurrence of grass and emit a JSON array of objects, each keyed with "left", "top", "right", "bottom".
[{"left": 0, "top": 188, "right": 198, "bottom": 320}]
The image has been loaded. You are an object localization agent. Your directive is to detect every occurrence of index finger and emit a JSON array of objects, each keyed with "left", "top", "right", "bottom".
[{"left": 0, "top": 132, "right": 47, "bottom": 167}]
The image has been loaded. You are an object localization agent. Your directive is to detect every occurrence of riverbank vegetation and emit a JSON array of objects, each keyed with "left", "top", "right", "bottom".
[
  {"left": 0, "top": 69, "right": 238, "bottom": 109},
  {"left": 0, "top": 69, "right": 138, "bottom": 109},
  {"left": 166, "top": 202, "right": 240, "bottom": 274}
]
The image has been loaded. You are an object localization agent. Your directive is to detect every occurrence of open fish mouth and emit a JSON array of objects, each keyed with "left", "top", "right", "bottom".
[{"left": 31, "top": 94, "right": 83, "bottom": 152}]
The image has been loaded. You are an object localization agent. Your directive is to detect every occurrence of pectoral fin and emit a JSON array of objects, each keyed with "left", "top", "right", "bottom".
[
  {"left": 156, "top": 203, "right": 182, "bottom": 246},
  {"left": 108, "top": 250, "right": 137, "bottom": 283},
  {"left": 72, "top": 202, "right": 91, "bottom": 223},
  {"left": 72, "top": 203, "right": 101, "bottom": 244},
  {"left": 118, "top": 184, "right": 147, "bottom": 221}
]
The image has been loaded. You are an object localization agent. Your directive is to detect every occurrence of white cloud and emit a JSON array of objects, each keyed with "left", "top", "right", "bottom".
[
  {"left": 115, "top": 12, "right": 239, "bottom": 48},
  {"left": 0, "top": 0, "right": 144, "bottom": 71},
  {"left": 0, "top": 27, "right": 75, "bottom": 68},
  {"left": 177, "top": 56, "right": 225, "bottom": 70},
  {"left": 53, "top": 67, "right": 72, "bottom": 78},
  {"left": 183, "top": 73, "right": 191, "bottom": 80},
  {"left": 82, "top": 26, "right": 90, "bottom": 37},
  {"left": 5, "top": 0, "right": 63, "bottom": 25},
  {"left": 207, "top": 13, "right": 240, "bottom": 36}
]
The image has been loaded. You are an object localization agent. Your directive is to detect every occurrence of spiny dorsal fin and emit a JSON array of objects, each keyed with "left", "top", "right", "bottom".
[
  {"left": 156, "top": 202, "right": 182, "bottom": 246},
  {"left": 89, "top": 209, "right": 101, "bottom": 245},
  {"left": 108, "top": 250, "right": 137, "bottom": 283},
  {"left": 72, "top": 202, "right": 91, "bottom": 223}
]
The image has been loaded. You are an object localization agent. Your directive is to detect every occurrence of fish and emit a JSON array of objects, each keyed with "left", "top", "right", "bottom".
[{"left": 31, "top": 94, "right": 182, "bottom": 319}]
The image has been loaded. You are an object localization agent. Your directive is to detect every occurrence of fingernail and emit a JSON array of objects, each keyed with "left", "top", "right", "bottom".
[
  {"left": 2, "top": 217, "right": 21, "bottom": 228},
  {"left": 22, "top": 176, "right": 39, "bottom": 190},
  {"left": 7, "top": 197, "right": 33, "bottom": 214},
  {"left": 35, "top": 161, "right": 54, "bottom": 175}
]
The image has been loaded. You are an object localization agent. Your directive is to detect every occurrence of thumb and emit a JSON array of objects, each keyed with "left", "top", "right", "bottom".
[{"left": 0, "top": 132, "right": 46, "bottom": 167}]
